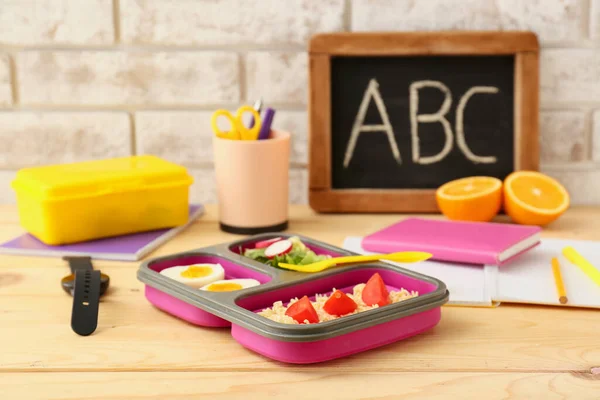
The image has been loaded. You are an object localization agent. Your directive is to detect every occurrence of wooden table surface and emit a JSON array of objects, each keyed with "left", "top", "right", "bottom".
[{"left": 1, "top": 204, "right": 599, "bottom": 399}]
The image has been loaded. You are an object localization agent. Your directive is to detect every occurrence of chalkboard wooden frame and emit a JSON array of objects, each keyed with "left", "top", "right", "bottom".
[{"left": 308, "top": 31, "right": 539, "bottom": 213}]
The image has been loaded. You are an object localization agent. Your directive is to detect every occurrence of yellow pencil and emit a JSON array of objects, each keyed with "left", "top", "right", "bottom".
[
  {"left": 551, "top": 257, "right": 568, "bottom": 304},
  {"left": 562, "top": 246, "right": 600, "bottom": 287}
]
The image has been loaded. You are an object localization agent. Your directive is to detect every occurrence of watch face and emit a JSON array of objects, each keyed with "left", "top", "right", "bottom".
[{"left": 61, "top": 272, "right": 110, "bottom": 296}]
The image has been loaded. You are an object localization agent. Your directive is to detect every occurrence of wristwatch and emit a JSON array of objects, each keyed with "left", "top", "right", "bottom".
[{"left": 61, "top": 256, "right": 109, "bottom": 336}]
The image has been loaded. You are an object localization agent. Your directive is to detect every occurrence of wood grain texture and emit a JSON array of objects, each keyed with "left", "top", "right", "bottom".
[
  {"left": 514, "top": 51, "right": 540, "bottom": 170},
  {"left": 1, "top": 291, "right": 599, "bottom": 372},
  {"left": 308, "top": 54, "right": 331, "bottom": 190},
  {"left": 309, "top": 31, "right": 540, "bottom": 55},
  {"left": 1, "top": 205, "right": 600, "bottom": 376},
  {"left": 309, "top": 189, "right": 438, "bottom": 213},
  {"left": 1, "top": 371, "right": 599, "bottom": 400}
]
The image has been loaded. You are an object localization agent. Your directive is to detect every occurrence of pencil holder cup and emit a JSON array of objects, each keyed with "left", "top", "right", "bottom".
[{"left": 213, "top": 130, "right": 290, "bottom": 234}]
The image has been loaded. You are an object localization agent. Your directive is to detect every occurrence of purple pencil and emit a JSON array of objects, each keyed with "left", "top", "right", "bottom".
[{"left": 257, "top": 108, "right": 275, "bottom": 140}]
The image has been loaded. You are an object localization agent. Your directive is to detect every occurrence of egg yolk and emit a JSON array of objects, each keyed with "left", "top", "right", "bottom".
[
  {"left": 180, "top": 265, "right": 213, "bottom": 278},
  {"left": 205, "top": 282, "right": 244, "bottom": 292}
]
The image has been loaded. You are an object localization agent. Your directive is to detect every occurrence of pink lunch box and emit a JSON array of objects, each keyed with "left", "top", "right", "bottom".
[{"left": 137, "top": 233, "right": 449, "bottom": 364}]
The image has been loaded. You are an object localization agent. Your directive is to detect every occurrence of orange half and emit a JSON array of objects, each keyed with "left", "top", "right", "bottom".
[
  {"left": 504, "top": 171, "right": 569, "bottom": 226},
  {"left": 436, "top": 176, "right": 503, "bottom": 222}
]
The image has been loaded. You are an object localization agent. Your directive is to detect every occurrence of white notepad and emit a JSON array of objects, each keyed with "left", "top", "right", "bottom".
[
  {"left": 343, "top": 236, "right": 497, "bottom": 307},
  {"left": 494, "top": 238, "right": 600, "bottom": 309},
  {"left": 343, "top": 236, "right": 600, "bottom": 309}
]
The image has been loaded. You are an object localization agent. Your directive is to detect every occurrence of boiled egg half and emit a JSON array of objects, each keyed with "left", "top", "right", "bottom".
[
  {"left": 159, "top": 263, "right": 225, "bottom": 288},
  {"left": 200, "top": 278, "right": 260, "bottom": 292}
]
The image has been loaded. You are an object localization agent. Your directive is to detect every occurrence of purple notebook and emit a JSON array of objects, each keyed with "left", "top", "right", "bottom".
[{"left": 0, "top": 204, "right": 204, "bottom": 261}]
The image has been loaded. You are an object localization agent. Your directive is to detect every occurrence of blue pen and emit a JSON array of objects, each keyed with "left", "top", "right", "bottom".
[{"left": 257, "top": 108, "right": 275, "bottom": 140}]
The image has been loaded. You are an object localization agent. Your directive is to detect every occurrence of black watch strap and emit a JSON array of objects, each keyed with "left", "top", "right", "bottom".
[
  {"left": 71, "top": 269, "right": 101, "bottom": 336},
  {"left": 63, "top": 256, "right": 94, "bottom": 274}
]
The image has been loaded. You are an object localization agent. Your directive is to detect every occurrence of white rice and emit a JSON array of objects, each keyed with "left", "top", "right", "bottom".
[{"left": 257, "top": 283, "right": 418, "bottom": 324}]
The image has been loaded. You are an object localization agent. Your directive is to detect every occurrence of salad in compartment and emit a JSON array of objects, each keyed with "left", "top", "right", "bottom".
[{"left": 242, "top": 236, "right": 332, "bottom": 268}]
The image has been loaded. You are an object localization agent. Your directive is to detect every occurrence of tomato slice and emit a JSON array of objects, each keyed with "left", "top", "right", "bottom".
[
  {"left": 361, "top": 273, "right": 390, "bottom": 307},
  {"left": 323, "top": 290, "right": 357, "bottom": 316},
  {"left": 285, "top": 296, "right": 319, "bottom": 324}
]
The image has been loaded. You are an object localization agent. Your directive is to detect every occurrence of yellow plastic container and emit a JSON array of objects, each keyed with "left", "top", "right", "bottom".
[{"left": 11, "top": 155, "right": 194, "bottom": 245}]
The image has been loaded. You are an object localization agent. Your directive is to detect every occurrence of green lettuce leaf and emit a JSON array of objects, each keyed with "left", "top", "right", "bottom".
[{"left": 242, "top": 238, "right": 331, "bottom": 269}]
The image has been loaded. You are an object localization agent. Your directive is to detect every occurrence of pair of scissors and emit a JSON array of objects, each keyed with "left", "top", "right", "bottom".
[{"left": 211, "top": 105, "right": 262, "bottom": 141}]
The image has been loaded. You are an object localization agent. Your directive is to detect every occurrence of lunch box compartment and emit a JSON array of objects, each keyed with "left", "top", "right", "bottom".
[
  {"left": 235, "top": 266, "right": 438, "bottom": 313},
  {"left": 228, "top": 233, "right": 349, "bottom": 258},
  {"left": 231, "top": 266, "right": 445, "bottom": 363},
  {"left": 147, "top": 253, "right": 272, "bottom": 283},
  {"left": 144, "top": 253, "right": 272, "bottom": 327},
  {"left": 145, "top": 285, "right": 232, "bottom": 327},
  {"left": 231, "top": 306, "right": 440, "bottom": 364}
]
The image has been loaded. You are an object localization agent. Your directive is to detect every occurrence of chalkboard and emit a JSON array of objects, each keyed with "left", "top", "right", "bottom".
[
  {"left": 331, "top": 55, "right": 514, "bottom": 189},
  {"left": 308, "top": 32, "right": 539, "bottom": 213}
]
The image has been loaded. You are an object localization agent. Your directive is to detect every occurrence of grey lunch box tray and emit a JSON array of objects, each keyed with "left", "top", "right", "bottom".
[{"left": 137, "top": 232, "right": 449, "bottom": 342}]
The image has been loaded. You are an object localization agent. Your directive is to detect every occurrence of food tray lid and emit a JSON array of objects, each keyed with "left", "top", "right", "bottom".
[{"left": 11, "top": 155, "right": 193, "bottom": 201}]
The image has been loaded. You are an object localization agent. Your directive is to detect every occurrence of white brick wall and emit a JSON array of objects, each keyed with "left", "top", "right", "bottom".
[
  {"left": 541, "top": 50, "right": 600, "bottom": 105},
  {"left": 0, "top": 54, "right": 11, "bottom": 107},
  {"left": 0, "top": 112, "right": 131, "bottom": 168},
  {"left": 18, "top": 51, "right": 240, "bottom": 106},
  {"left": 246, "top": 52, "right": 308, "bottom": 105},
  {"left": 0, "top": 0, "right": 599, "bottom": 206},
  {"left": 136, "top": 110, "right": 309, "bottom": 166},
  {"left": 592, "top": 0, "right": 600, "bottom": 40},
  {"left": 275, "top": 111, "right": 309, "bottom": 165},
  {"left": 119, "top": 0, "right": 345, "bottom": 46},
  {"left": 543, "top": 167, "right": 600, "bottom": 205},
  {"left": 136, "top": 111, "right": 216, "bottom": 167},
  {"left": 187, "top": 168, "right": 218, "bottom": 206},
  {"left": 0, "top": 170, "right": 17, "bottom": 204},
  {"left": 352, "top": 0, "right": 588, "bottom": 44},
  {"left": 289, "top": 169, "right": 309, "bottom": 204},
  {"left": 0, "top": 0, "right": 114, "bottom": 45},
  {"left": 594, "top": 111, "right": 600, "bottom": 162},
  {"left": 540, "top": 111, "right": 586, "bottom": 163}
]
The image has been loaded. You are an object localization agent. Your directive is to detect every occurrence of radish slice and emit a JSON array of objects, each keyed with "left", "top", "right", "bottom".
[
  {"left": 255, "top": 237, "right": 283, "bottom": 249},
  {"left": 264, "top": 239, "right": 292, "bottom": 259}
]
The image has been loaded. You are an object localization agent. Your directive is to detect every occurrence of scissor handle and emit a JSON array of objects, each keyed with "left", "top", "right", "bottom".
[
  {"left": 235, "top": 106, "right": 262, "bottom": 141},
  {"left": 211, "top": 109, "right": 241, "bottom": 140}
]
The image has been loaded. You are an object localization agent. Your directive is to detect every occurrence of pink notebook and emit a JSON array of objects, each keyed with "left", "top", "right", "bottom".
[{"left": 362, "top": 218, "right": 542, "bottom": 266}]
